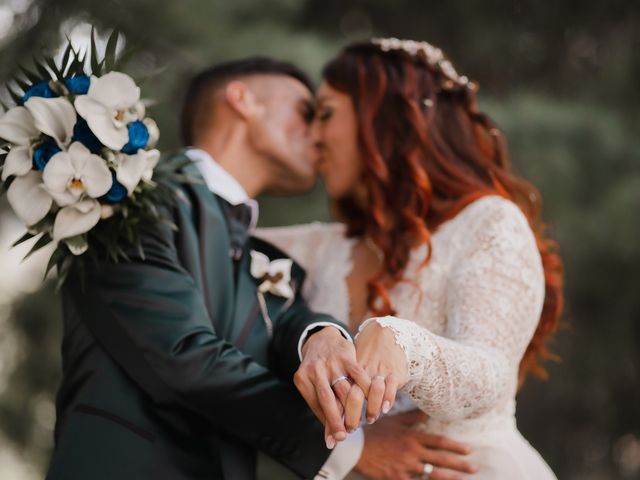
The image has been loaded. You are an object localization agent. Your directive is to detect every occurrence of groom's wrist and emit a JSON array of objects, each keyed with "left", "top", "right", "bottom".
[{"left": 298, "top": 322, "right": 352, "bottom": 361}]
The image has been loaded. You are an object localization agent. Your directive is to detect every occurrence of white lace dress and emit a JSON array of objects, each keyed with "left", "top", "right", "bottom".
[{"left": 257, "top": 195, "right": 556, "bottom": 479}]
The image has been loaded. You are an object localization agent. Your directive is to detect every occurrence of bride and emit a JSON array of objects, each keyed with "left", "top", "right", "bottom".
[{"left": 259, "top": 39, "right": 564, "bottom": 479}]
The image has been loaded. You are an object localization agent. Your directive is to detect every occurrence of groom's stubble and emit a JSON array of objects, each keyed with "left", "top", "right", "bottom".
[{"left": 244, "top": 75, "right": 320, "bottom": 196}]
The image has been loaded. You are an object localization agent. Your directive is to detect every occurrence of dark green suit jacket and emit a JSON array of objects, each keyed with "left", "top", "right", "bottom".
[{"left": 46, "top": 157, "right": 340, "bottom": 480}]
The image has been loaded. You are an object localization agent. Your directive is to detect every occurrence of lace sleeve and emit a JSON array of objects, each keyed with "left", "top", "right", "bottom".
[{"left": 360, "top": 199, "right": 545, "bottom": 422}]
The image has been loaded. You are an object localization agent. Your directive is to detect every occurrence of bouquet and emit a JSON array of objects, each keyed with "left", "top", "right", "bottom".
[{"left": 0, "top": 29, "right": 184, "bottom": 288}]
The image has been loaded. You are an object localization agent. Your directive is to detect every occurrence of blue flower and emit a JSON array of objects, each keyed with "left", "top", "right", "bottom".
[
  {"left": 32, "top": 141, "right": 62, "bottom": 171},
  {"left": 72, "top": 118, "right": 103, "bottom": 154},
  {"left": 64, "top": 75, "right": 91, "bottom": 95},
  {"left": 22, "top": 81, "right": 56, "bottom": 104},
  {"left": 121, "top": 120, "right": 149, "bottom": 154},
  {"left": 101, "top": 171, "right": 128, "bottom": 204}
]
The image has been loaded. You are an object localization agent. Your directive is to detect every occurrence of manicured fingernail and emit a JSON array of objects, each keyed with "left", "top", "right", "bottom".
[
  {"left": 366, "top": 416, "right": 375, "bottom": 424},
  {"left": 326, "top": 435, "right": 336, "bottom": 449},
  {"left": 382, "top": 401, "right": 391, "bottom": 414},
  {"left": 348, "top": 427, "right": 357, "bottom": 434},
  {"left": 334, "top": 431, "right": 346, "bottom": 441}
]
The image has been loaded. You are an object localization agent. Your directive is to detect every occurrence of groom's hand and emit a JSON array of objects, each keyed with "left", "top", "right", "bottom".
[{"left": 295, "top": 326, "right": 371, "bottom": 448}]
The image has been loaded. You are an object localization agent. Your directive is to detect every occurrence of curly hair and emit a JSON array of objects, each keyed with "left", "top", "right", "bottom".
[{"left": 322, "top": 40, "right": 564, "bottom": 385}]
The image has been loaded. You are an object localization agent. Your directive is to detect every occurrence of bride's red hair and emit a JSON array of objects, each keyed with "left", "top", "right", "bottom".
[{"left": 323, "top": 41, "right": 564, "bottom": 384}]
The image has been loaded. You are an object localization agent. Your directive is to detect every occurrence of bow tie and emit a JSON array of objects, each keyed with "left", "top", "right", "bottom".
[{"left": 217, "top": 197, "right": 253, "bottom": 260}]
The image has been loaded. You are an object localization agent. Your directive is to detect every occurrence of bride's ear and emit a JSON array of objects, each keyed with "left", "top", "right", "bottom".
[{"left": 224, "top": 81, "right": 264, "bottom": 120}]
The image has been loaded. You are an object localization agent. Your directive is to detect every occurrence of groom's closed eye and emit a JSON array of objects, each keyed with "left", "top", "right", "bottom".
[{"left": 299, "top": 100, "right": 316, "bottom": 124}]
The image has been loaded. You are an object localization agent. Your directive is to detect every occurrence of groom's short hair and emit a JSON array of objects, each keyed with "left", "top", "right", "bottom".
[{"left": 181, "top": 57, "right": 314, "bottom": 146}]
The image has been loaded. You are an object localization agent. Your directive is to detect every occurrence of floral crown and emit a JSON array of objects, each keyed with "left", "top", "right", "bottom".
[{"left": 370, "top": 37, "right": 477, "bottom": 98}]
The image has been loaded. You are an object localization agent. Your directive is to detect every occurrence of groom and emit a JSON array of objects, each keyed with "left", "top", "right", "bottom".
[{"left": 46, "top": 58, "right": 365, "bottom": 480}]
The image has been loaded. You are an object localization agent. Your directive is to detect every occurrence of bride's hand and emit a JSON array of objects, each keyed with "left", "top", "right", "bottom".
[
  {"left": 354, "top": 320, "right": 409, "bottom": 424},
  {"left": 356, "top": 410, "right": 478, "bottom": 480}
]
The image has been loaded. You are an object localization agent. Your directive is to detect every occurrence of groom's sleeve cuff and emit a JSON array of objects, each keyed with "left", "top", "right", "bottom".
[
  {"left": 298, "top": 321, "right": 353, "bottom": 361},
  {"left": 315, "top": 428, "right": 364, "bottom": 480}
]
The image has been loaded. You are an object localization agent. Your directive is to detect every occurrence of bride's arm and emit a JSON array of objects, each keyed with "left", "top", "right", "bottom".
[{"left": 356, "top": 199, "right": 545, "bottom": 422}]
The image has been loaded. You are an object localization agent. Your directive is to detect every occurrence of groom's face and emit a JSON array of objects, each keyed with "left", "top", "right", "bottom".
[{"left": 246, "top": 75, "right": 319, "bottom": 195}]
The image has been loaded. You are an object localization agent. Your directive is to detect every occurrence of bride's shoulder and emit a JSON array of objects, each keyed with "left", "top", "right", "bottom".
[{"left": 452, "top": 195, "right": 530, "bottom": 231}]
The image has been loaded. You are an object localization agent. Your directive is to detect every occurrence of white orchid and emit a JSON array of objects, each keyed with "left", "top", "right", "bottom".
[
  {"left": 143, "top": 118, "right": 160, "bottom": 148},
  {"left": 250, "top": 250, "right": 295, "bottom": 299},
  {"left": 74, "top": 72, "right": 143, "bottom": 151},
  {"left": 52, "top": 198, "right": 102, "bottom": 245},
  {"left": 0, "top": 106, "right": 39, "bottom": 180},
  {"left": 115, "top": 148, "right": 160, "bottom": 194},
  {"left": 43, "top": 142, "right": 112, "bottom": 206},
  {"left": 6, "top": 170, "right": 53, "bottom": 226},
  {"left": 25, "top": 96, "right": 76, "bottom": 148},
  {"left": 0, "top": 97, "right": 76, "bottom": 181}
]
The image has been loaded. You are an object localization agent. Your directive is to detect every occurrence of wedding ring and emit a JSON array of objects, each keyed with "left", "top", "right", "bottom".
[
  {"left": 330, "top": 375, "right": 349, "bottom": 387},
  {"left": 421, "top": 462, "right": 434, "bottom": 479}
]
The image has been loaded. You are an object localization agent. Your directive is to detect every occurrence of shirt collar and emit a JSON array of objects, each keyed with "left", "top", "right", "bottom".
[{"left": 185, "top": 148, "right": 259, "bottom": 229}]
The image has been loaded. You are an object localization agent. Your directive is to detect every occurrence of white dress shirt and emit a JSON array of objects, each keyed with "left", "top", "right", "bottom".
[{"left": 185, "top": 148, "right": 363, "bottom": 479}]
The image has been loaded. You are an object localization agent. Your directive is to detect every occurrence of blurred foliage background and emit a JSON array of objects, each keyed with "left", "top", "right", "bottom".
[{"left": 0, "top": 0, "right": 638, "bottom": 479}]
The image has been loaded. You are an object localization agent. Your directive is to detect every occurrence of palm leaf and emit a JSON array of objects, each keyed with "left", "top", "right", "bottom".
[
  {"left": 7, "top": 86, "right": 23, "bottom": 105},
  {"left": 11, "top": 231, "right": 36, "bottom": 248},
  {"left": 18, "top": 64, "right": 41, "bottom": 84},
  {"left": 104, "top": 29, "right": 119, "bottom": 71},
  {"left": 43, "top": 55, "right": 63, "bottom": 81},
  {"left": 34, "top": 59, "right": 53, "bottom": 81},
  {"left": 60, "top": 40, "right": 74, "bottom": 76},
  {"left": 90, "top": 26, "right": 100, "bottom": 75},
  {"left": 44, "top": 246, "right": 65, "bottom": 279},
  {"left": 21, "top": 234, "right": 52, "bottom": 261},
  {"left": 13, "top": 76, "right": 30, "bottom": 93}
]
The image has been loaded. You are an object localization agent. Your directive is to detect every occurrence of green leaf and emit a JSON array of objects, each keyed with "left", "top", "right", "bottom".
[
  {"left": 11, "top": 231, "right": 36, "bottom": 248},
  {"left": 7, "top": 85, "right": 23, "bottom": 104},
  {"left": 74, "top": 49, "right": 87, "bottom": 75},
  {"left": 90, "top": 26, "right": 100, "bottom": 75},
  {"left": 7, "top": 87, "right": 22, "bottom": 105},
  {"left": 44, "top": 246, "right": 66, "bottom": 279},
  {"left": 135, "top": 238, "right": 145, "bottom": 261},
  {"left": 34, "top": 60, "right": 53, "bottom": 81},
  {"left": 18, "top": 64, "right": 41, "bottom": 84},
  {"left": 55, "top": 255, "right": 75, "bottom": 292},
  {"left": 60, "top": 40, "right": 74, "bottom": 76},
  {"left": 43, "top": 55, "right": 63, "bottom": 81},
  {"left": 104, "top": 29, "right": 119, "bottom": 71},
  {"left": 14, "top": 77, "right": 31, "bottom": 93},
  {"left": 22, "top": 234, "right": 52, "bottom": 262}
]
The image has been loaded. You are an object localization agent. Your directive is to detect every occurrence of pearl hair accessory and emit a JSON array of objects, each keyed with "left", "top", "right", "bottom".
[{"left": 371, "top": 37, "right": 475, "bottom": 92}]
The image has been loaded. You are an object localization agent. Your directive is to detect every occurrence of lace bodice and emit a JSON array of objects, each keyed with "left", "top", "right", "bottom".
[{"left": 256, "top": 196, "right": 545, "bottom": 436}]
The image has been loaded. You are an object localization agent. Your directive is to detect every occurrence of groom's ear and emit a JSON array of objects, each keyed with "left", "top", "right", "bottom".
[{"left": 224, "top": 81, "right": 264, "bottom": 121}]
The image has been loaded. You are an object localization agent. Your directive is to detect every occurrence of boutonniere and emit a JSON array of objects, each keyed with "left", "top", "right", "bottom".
[{"left": 250, "top": 250, "right": 296, "bottom": 338}]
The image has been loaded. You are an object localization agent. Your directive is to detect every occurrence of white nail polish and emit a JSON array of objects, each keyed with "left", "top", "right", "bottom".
[
  {"left": 326, "top": 435, "right": 336, "bottom": 449},
  {"left": 382, "top": 401, "right": 391, "bottom": 414}
]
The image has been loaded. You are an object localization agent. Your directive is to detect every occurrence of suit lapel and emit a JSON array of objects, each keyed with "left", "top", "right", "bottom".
[{"left": 182, "top": 162, "right": 236, "bottom": 338}]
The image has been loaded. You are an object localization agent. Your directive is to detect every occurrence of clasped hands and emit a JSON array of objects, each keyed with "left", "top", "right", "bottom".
[{"left": 295, "top": 321, "right": 407, "bottom": 448}]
